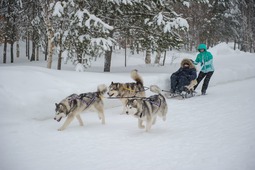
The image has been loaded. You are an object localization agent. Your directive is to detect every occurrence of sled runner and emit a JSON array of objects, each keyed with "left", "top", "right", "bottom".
[
  {"left": 164, "top": 88, "right": 196, "bottom": 99},
  {"left": 164, "top": 80, "right": 198, "bottom": 99}
]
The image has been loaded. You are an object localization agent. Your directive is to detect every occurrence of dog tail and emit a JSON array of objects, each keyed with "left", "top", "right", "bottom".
[
  {"left": 97, "top": 84, "right": 108, "bottom": 95},
  {"left": 150, "top": 85, "right": 162, "bottom": 94},
  {"left": 130, "top": 69, "right": 143, "bottom": 85}
]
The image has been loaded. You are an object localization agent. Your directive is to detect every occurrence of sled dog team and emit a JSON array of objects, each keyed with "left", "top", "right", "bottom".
[
  {"left": 54, "top": 69, "right": 168, "bottom": 132},
  {"left": 54, "top": 44, "right": 214, "bottom": 132}
]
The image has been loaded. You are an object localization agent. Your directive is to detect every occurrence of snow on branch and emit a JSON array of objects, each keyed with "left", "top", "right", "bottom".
[
  {"left": 75, "top": 9, "right": 113, "bottom": 32},
  {"left": 146, "top": 12, "right": 189, "bottom": 33},
  {"left": 52, "top": 1, "right": 65, "bottom": 17},
  {"left": 106, "top": 0, "right": 139, "bottom": 5},
  {"left": 91, "top": 37, "right": 115, "bottom": 51},
  {"left": 164, "top": 17, "right": 189, "bottom": 33}
]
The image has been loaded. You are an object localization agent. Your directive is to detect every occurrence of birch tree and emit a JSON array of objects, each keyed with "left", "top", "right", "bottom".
[{"left": 38, "top": 0, "right": 55, "bottom": 69}]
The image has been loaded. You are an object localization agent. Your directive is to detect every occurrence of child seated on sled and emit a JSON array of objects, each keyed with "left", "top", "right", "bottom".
[{"left": 170, "top": 58, "right": 197, "bottom": 95}]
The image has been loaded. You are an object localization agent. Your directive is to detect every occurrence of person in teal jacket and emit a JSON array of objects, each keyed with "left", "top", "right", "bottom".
[{"left": 193, "top": 44, "right": 214, "bottom": 95}]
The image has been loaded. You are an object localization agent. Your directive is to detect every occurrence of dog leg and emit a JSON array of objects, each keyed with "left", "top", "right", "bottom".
[
  {"left": 58, "top": 115, "right": 75, "bottom": 131},
  {"left": 121, "top": 99, "right": 128, "bottom": 115},
  {"left": 159, "top": 111, "right": 167, "bottom": 121},
  {"left": 138, "top": 119, "right": 145, "bottom": 129},
  {"left": 152, "top": 116, "right": 157, "bottom": 125},
  {"left": 146, "top": 119, "right": 153, "bottom": 132},
  {"left": 99, "top": 111, "right": 105, "bottom": 124},
  {"left": 76, "top": 114, "right": 84, "bottom": 126},
  {"left": 96, "top": 106, "right": 105, "bottom": 124}
]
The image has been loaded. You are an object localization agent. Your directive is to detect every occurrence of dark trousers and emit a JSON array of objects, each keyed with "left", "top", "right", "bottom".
[
  {"left": 171, "top": 74, "right": 190, "bottom": 92},
  {"left": 194, "top": 71, "right": 214, "bottom": 93}
]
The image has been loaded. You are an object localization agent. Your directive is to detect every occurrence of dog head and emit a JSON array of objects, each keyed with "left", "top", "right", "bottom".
[
  {"left": 107, "top": 82, "right": 121, "bottom": 97},
  {"left": 54, "top": 103, "right": 68, "bottom": 122},
  {"left": 125, "top": 99, "right": 141, "bottom": 116}
]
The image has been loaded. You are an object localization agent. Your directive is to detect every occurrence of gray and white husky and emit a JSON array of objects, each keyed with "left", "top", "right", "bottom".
[
  {"left": 107, "top": 69, "right": 145, "bottom": 114},
  {"left": 54, "top": 84, "right": 107, "bottom": 131},
  {"left": 125, "top": 85, "right": 168, "bottom": 132}
]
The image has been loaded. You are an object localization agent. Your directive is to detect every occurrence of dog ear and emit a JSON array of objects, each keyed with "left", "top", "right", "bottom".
[
  {"left": 55, "top": 103, "right": 58, "bottom": 107},
  {"left": 111, "top": 81, "right": 113, "bottom": 84}
]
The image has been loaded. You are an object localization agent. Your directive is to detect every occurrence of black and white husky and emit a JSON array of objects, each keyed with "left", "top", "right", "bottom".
[
  {"left": 125, "top": 85, "right": 168, "bottom": 132},
  {"left": 54, "top": 84, "right": 107, "bottom": 131}
]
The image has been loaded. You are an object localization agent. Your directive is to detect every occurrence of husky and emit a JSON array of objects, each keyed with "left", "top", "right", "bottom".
[
  {"left": 125, "top": 85, "right": 168, "bottom": 132},
  {"left": 54, "top": 84, "right": 107, "bottom": 131},
  {"left": 107, "top": 69, "right": 145, "bottom": 113}
]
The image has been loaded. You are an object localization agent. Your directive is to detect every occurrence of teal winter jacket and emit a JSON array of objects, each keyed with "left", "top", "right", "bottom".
[{"left": 194, "top": 44, "right": 215, "bottom": 73}]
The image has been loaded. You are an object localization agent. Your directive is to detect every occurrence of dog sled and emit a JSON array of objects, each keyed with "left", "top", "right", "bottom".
[{"left": 164, "top": 79, "right": 197, "bottom": 99}]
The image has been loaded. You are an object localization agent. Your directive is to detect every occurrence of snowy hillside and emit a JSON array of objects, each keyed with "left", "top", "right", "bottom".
[{"left": 0, "top": 42, "right": 255, "bottom": 170}]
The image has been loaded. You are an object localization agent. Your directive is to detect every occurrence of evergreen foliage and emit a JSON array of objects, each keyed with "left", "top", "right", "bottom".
[{"left": 0, "top": 0, "right": 254, "bottom": 69}]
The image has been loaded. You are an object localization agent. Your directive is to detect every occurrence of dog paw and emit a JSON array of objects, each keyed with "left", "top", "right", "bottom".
[
  {"left": 58, "top": 128, "right": 64, "bottom": 131},
  {"left": 139, "top": 125, "right": 145, "bottom": 129},
  {"left": 145, "top": 129, "right": 151, "bottom": 132}
]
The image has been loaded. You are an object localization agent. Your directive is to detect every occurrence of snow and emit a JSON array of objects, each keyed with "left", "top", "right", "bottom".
[
  {"left": 52, "top": 1, "right": 64, "bottom": 17},
  {"left": 75, "top": 9, "right": 113, "bottom": 31},
  {"left": 0, "top": 42, "right": 255, "bottom": 170}
]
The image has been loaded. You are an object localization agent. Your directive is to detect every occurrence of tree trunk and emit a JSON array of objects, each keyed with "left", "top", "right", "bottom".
[
  {"left": 27, "top": 34, "right": 30, "bottom": 60},
  {"left": 30, "top": 2, "right": 36, "bottom": 62},
  {"left": 162, "top": 51, "right": 166, "bottom": 66},
  {"left": 36, "top": 46, "right": 39, "bottom": 61},
  {"left": 104, "top": 46, "right": 112, "bottom": 72},
  {"left": 145, "top": 49, "right": 151, "bottom": 64},
  {"left": 30, "top": 39, "right": 36, "bottom": 61},
  {"left": 57, "top": 47, "right": 62, "bottom": 70},
  {"left": 3, "top": 36, "right": 7, "bottom": 63},
  {"left": 10, "top": 42, "right": 14, "bottom": 63},
  {"left": 16, "top": 40, "right": 20, "bottom": 58},
  {"left": 57, "top": 22, "right": 63, "bottom": 70},
  {"left": 45, "top": 38, "right": 48, "bottom": 61},
  {"left": 39, "top": 0, "right": 55, "bottom": 68},
  {"left": 26, "top": 32, "right": 29, "bottom": 59},
  {"left": 11, "top": 15, "right": 15, "bottom": 63},
  {"left": 234, "top": 39, "right": 236, "bottom": 50},
  {"left": 47, "top": 33, "right": 54, "bottom": 69},
  {"left": 154, "top": 50, "right": 161, "bottom": 64},
  {"left": 46, "top": 18, "right": 54, "bottom": 68},
  {"left": 124, "top": 36, "right": 127, "bottom": 67},
  {"left": 136, "top": 43, "right": 139, "bottom": 54}
]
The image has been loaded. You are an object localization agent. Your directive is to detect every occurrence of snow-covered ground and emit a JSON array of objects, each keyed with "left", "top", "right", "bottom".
[{"left": 0, "top": 42, "right": 255, "bottom": 170}]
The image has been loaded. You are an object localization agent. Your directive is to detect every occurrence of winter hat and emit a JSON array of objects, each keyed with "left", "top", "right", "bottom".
[
  {"left": 181, "top": 58, "right": 196, "bottom": 69},
  {"left": 197, "top": 44, "right": 207, "bottom": 51}
]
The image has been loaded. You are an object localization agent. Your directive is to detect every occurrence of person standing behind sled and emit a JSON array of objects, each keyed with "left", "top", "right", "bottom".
[
  {"left": 170, "top": 58, "right": 197, "bottom": 94},
  {"left": 193, "top": 44, "right": 214, "bottom": 95}
]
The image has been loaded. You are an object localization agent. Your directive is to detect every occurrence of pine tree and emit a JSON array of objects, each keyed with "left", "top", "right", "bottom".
[{"left": 1, "top": 0, "right": 21, "bottom": 63}]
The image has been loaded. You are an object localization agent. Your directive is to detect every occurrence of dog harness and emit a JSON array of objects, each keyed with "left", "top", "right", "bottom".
[
  {"left": 78, "top": 92, "right": 98, "bottom": 107},
  {"left": 133, "top": 95, "right": 163, "bottom": 118},
  {"left": 64, "top": 92, "right": 98, "bottom": 115},
  {"left": 144, "top": 95, "right": 162, "bottom": 107}
]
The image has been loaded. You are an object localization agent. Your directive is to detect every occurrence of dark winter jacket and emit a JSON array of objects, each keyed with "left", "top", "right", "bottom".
[{"left": 173, "top": 58, "right": 197, "bottom": 81}]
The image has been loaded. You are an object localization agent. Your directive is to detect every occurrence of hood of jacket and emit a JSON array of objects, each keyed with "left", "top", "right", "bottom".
[
  {"left": 181, "top": 58, "right": 196, "bottom": 69},
  {"left": 197, "top": 44, "right": 207, "bottom": 51}
]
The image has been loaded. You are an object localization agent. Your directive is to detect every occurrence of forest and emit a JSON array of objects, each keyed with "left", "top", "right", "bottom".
[{"left": 0, "top": 0, "right": 254, "bottom": 71}]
